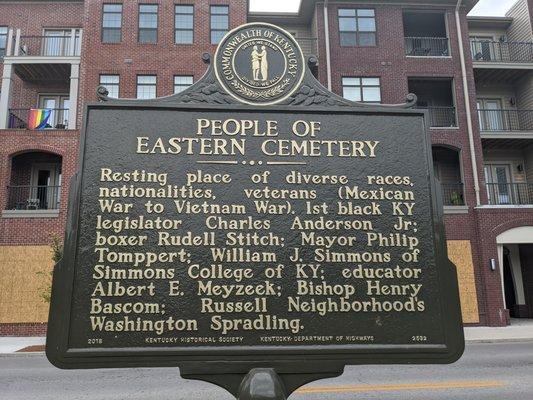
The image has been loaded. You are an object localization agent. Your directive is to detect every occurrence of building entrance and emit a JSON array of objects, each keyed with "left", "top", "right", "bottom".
[{"left": 497, "top": 228, "right": 533, "bottom": 320}]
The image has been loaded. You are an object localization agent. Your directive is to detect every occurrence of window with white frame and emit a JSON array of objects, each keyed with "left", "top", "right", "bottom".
[
  {"left": 136, "top": 75, "right": 157, "bottom": 99},
  {"left": 175, "top": 5, "right": 194, "bottom": 44},
  {"left": 102, "top": 4, "right": 123, "bottom": 43},
  {"left": 342, "top": 77, "right": 381, "bottom": 103},
  {"left": 138, "top": 4, "right": 158, "bottom": 43},
  {"left": 0, "top": 26, "right": 8, "bottom": 58},
  {"left": 174, "top": 75, "right": 193, "bottom": 94},
  {"left": 338, "top": 8, "right": 376, "bottom": 46},
  {"left": 210, "top": 5, "right": 229, "bottom": 44},
  {"left": 100, "top": 75, "right": 120, "bottom": 98}
]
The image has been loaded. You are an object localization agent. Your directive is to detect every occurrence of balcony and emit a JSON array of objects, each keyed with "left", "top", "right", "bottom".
[
  {"left": 486, "top": 183, "right": 533, "bottom": 205},
  {"left": 471, "top": 41, "right": 533, "bottom": 64},
  {"left": 2, "top": 151, "right": 62, "bottom": 218},
  {"left": 8, "top": 108, "right": 70, "bottom": 130},
  {"left": 6, "top": 185, "right": 61, "bottom": 211},
  {"left": 4, "top": 29, "right": 82, "bottom": 58},
  {"left": 409, "top": 79, "right": 457, "bottom": 128},
  {"left": 441, "top": 182, "right": 465, "bottom": 206},
  {"left": 0, "top": 29, "right": 81, "bottom": 130},
  {"left": 423, "top": 106, "right": 457, "bottom": 128},
  {"left": 405, "top": 37, "right": 450, "bottom": 57},
  {"left": 478, "top": 109, "right": 533, "bottom": 137}
]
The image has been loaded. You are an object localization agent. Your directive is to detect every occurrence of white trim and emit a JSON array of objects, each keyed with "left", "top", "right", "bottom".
[
  {"left": 324, "top": 0, "right": 332, "bottom": 91},
  {"left": 473, "top": 62, "right": 533, "bottom": 69},
  {"left": 480, "top": 132, "right": 533, "bottom": 139},
  {"left": 496, "top": 226, "right": 533, "bottom": 244},
  {"left": 0, "top": 63, "right": 13, "bottom": 129},
  {"left": 455, "top": 0, "right": 481, "bottom": 206},
  {"left": 1, "top": 56, "right": 80, "bottom": 65},
  {"left": 443, "top": 205, "right": 469, "bottom": 214},
  {"left": 1, "top": 209, "right": 59, "bottom": 218},
  {"left": 507, "top": 244, "right": 526, "bottom": 305},
  {"left": 475, "top": 205, "right": 533, "bottom": 209},
  {"left": 497, "top": 244, "right": 506, "bottom": 309},
  {"left": 406, "top": 56, "right": 452, "bottom": 59}
]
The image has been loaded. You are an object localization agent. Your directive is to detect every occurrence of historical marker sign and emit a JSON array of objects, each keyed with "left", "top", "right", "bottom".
[{"left": 47, "top": 23, "right": 463, "bottom": 397}]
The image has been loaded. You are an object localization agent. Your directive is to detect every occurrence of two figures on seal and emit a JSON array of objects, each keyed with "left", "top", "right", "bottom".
[{"left": 251, "top": 45, "right": 269, "bottom": 81}]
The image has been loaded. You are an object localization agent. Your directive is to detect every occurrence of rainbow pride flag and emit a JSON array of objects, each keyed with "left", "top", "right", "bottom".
[{"left": 28, "top": 108, "right": 52, "bottom": 130}]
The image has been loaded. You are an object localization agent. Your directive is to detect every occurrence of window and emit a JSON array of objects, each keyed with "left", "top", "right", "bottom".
[
  {"left": 338, "top": 9, "right": 376, "bottom": 46},
  {"left": 174, "top": 75, "right": 193, "bottom": 94},
  {"left": 175, "top": 5, "right": 194, "bottom": 44},
  {"left": 139, "top": 4, "right": 158, "bottom": 43},
  {"left": 38, "top": 94, "right": 70, "bottom": 129},
  {"left": 43, "top": 29, "right": 81, "bottom": 56},
  {"left": 342, "top": 77, "right": 381, "bottom": 103},
  {"left": 210, "top": 5, "right": 229, "bottom": 44},
  {"left": 100, "top": 75, "right": 120, "bottom": 98},
  {"left": 0, "top": 26, "right": 8, "bottom": 58},
  {"left": 137, "top": 75, "right": 156, "bottom": 99},
  {"left": 102, "top": 4, "right": 122, "bottom": 43}
]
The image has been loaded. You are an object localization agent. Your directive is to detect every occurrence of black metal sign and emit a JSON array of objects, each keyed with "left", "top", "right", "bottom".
[{"left": 46, "top": 23, "right": 463, "bottom": 399}]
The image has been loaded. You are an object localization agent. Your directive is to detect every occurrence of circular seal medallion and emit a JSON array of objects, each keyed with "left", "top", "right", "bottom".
[{"left": 214, "top": 23, "right": 306, "bottom": 106}]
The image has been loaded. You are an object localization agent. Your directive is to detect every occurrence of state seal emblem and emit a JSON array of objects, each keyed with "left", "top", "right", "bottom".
[{"left": 214, "top": 23, "right": 305, "bottom": 105}]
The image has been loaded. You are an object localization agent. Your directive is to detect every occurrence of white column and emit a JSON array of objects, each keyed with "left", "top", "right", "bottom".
[
  {"left": 0, "top": 63, "right": 14, "bottom": 129},
  {"left": 5, "top": 28, "right": 13, "bottom": 56},
  {"left": 497, "top": 244, "right": 506, "bottom": 309},
  {"left": 14, "top": 29, "right": 20, "bottom": 56},
  {"left": 69, "top": 28, "right": 76, "bottom": 56},
  {"left": 508, "top": 244, "right": 526, "bottom": 305},
  {"left": 68, "top": 63, "right": 79, "bottom": 130}
]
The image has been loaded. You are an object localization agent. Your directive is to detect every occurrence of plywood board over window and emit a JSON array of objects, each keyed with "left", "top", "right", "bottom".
[
  {"left": 0, "top": 246, "right": 54, "bottom": 323},
  {"left": 447, "top": 240, "right": 480, "bottom": 324}
]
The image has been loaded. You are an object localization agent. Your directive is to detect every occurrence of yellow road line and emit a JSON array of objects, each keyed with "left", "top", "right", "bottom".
[{"left": 295, "top": 380, "right": 505, "bottom": 394}]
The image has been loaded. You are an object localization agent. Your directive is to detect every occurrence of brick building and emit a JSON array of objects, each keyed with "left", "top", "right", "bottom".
[{"left": 0, "top": 0, "right": 532, "bottom": 335}]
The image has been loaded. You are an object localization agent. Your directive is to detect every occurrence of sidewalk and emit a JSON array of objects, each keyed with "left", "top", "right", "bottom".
[
  {"left": 463, "top": 318, "right": 533, "bottom": 342},
  {"left": 1, "top": 320, "right": 532, "bottom": 354}
]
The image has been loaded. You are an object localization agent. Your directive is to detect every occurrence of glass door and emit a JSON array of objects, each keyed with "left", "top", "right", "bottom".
[
  {"left": 470, "top": 36, "right": 497, "bottom": 61},
  {"left": 485, "top": 164, "right": 513, "bottom": 205},
  {"left": 30, "top": 163, "right": 61, "bottom": 209},
  {"left": 38, "top": 95, "right": 69, "bottom": 128},
  {"left": 478, "top": 99, "right": 504, "bottom": 131}
]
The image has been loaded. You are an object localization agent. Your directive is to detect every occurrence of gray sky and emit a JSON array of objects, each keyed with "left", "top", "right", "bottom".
[{"left": 249, "top": 0, "right": 518, "bottom": 16}]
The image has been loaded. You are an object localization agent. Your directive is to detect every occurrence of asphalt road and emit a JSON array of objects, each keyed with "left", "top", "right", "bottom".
[{"left": 1, "top": 341, "right": 532, "bottom": 400}]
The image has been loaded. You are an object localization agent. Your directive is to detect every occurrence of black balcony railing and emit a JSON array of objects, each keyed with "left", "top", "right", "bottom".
[
  {"left": 6, "top": 185, "right": 61, "bottom": 210},
  {"left": 440, "top": 183, "right": 465, "bottom": 206},
  {"left": 477, "top": 109, "right": 533, "bottom": 132},
  {"left": 470, "top": 40, "right": 533, "bottom": 63},
  {"left": 486, "top": 183, "right": 533, "bottom": 205},
  {"left": 8, "top": 108, "right": 69, "bottom": 130},
  {"left": 416, "top": 106, "right": 457, "bottom": 127},
  {"left": 405, "top": 37, "right": 450, "bottom": 57},
  {"left": 18, "top": 34, "right": 81, "bottom": 57}
]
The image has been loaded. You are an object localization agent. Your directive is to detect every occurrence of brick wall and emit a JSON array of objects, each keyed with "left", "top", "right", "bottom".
[{"left": 0, "top": 130, "right": 79, "bottom": 245}]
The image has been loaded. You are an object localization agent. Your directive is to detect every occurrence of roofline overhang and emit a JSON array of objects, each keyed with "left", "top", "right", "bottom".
[
  {"left": 467, "top": 15, "right": 514, "bottom": 30},
  {"left": 248, "top": 0, "right": 479, "bottom": 24}
]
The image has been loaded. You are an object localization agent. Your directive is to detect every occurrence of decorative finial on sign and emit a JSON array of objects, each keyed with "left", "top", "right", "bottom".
[
  {"left": 405, "top": 93, "right": 418, "bottom": 107},
  {"left": 307, "top": 55, "right": 318, "bottom": 69},
  {"left": 96, "top": 85, "right": 109, "bottom": 102},
  {"left": 202, "top": 52, "right": 211, "bottom": 64}
]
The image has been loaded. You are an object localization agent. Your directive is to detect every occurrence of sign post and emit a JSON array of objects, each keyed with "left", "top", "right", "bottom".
[{"left": 46, "top": 23, "right": 464, "bottom": 399}]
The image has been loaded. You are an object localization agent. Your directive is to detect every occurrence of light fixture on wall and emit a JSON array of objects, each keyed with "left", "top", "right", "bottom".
[
  {"left": 489, "top": 258, "right": 497, "bottom": 271},
  {"left": 517, "top": 164, "right": 524, "bottom": 173},
  {"left": 510, "top": 97, "right": 516, "bottom": 106}
]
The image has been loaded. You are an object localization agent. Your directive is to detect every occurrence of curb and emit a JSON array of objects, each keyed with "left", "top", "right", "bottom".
[{"left": 2, "top": 339, "right": 533, "bottom": 355}]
